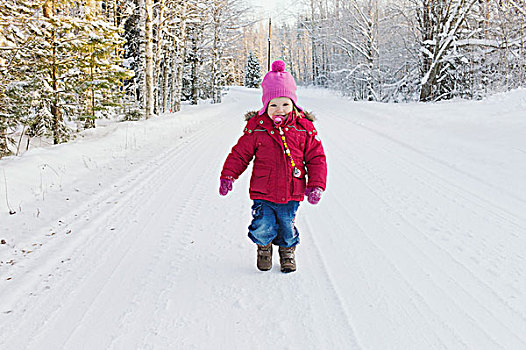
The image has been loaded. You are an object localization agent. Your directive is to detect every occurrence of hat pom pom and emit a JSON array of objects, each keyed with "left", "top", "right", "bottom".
[{"left": 271, "top": 60, "right": 286, "bottom": 72}]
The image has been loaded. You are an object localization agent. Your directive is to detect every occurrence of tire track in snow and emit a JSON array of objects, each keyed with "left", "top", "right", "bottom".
[
  {"left": 304, "top": 171, "right": 467, "bottom": 348},
  {"left": 332, "top": 113, "right": 526, "bottom": 230},
  {"left": 330, "top": 118, "right": 526, "bottom": 325},
  {"left": 299, "top": 215, "right": 365, "bottom": 349},
  {"left": 112, "top": 129, "right": 223, "bottom": 349},
  {"left": 328, "top": 112, "right": 526, "bottom": 300},
  {"left": 61, "top": 129, "right": 219, "bottom": 349},
  {"left": 53, "top": 122, "right": 224, "bottom": 350},
  {"left": 337, "top": 134, "right": 526, "bottom": 274},
  {"left": 0, "top": 117, "right": 227, "bottom": 349},
  {"left": 0, "top": 118, "right": 218, "bottom": 310},
  {"left": 321, "top": 117, "right": 526, "bottom": 348},
  {"left": 334, "top": 158, "right": 511, "bottom": 349},
  {"left": 348, "top": 141, "right": 526, "bottom": 295}
]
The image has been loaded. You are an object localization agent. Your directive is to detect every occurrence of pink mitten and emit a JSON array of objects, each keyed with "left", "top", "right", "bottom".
[
  {"left": 219, "top": 178, "right": 233, "bottom": 196},
  {"left": 305, "top": 187, "right": 323, "bottom": 205}
]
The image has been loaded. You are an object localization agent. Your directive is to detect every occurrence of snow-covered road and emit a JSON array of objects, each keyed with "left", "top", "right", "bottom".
[{"left": 1, "top": 87, "right": 526, "bottom": 349}]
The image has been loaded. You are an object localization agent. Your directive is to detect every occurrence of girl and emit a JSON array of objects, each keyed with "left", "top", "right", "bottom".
[{"left": 219, "top": 60, "right": 327, "bottom": 273}]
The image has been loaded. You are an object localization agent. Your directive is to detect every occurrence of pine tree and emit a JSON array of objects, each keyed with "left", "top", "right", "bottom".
[
  {"left": 244, "top": 52, "right": 262, "bottom": 88},
  {"left": 0, "top": 0, "right": 43, "bottom": 155},
  {"left": 0, "top": 0, "right": 132, "bottom": 157},
  {"left": 77, "top": 5, "right": 132, "bottom": 128}
]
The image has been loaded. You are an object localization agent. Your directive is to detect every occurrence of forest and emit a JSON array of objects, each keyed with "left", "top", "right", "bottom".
[{"left": 1, "top": 0, "right": 525, "bottom": 158}]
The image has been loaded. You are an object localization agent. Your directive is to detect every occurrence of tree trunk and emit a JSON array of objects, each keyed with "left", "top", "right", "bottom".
[
  {"left": 310, "top": 0, "right": 317, "bottom": 85},
  {"left": 153, "top": 0, "right": 165, "bottom": 115},
  {"left": 169, "top": 35, "right": 177, "bottom": 112},
  {"left": 172, "top": 2, "right": 188, "bottom": 113},
  {"left": 420, "top": 0, "right": 434, "bottom": 89},
  {"left": 172, "top": 38, "right": 186, "bottom": 113},
  {"left": 144, "top": 0, "right": 154, "bottom": 119},
  {"left": 85, "top": 50, "right": 96, "bottom": 129},
  {"left": 419, "top": 62, "right": 441, "bottom": 101},
  {"left": 521, "top": 7, "right": 525, "bottom": 86},
  {"left": 0, "top": 125, "right": 10, "bottom": 158},
  {"left": 211, "top": 8, "right": 222, "bottom": 104},
  {"left": 365, "top": 0, "right": 377, "bottom": 101},
  {"left": 190, "top": 26, "right": 199, "bottom": 105},
  {"left": 45, "top": 0, "right": 64, "bottom": 144},
  {"left": 161, "top": 47, "right": 169, "bottom": 113},
  {"left": 134, "top": 0, "right": 145, "bottom": 111}
]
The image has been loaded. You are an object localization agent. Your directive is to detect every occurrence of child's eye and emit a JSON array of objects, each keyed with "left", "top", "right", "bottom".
[
  {"left": 283, "top": 103, "right": 289, "bottom": 106},
  {"left": 270, "top": 104, "right": 277, "bottom": 107}
]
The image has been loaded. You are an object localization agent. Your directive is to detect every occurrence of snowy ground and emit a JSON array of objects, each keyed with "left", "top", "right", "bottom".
[{"left": 1, "top": 87, "right": 526, "bottom": 349}]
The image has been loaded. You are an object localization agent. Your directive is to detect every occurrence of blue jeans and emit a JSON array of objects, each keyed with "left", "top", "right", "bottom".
[{"left": 248, "top": 199, "right": 300, "bottom": 248}]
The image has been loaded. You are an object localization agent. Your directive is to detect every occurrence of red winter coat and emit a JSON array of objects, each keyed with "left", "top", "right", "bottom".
[{"left": 221, "top": 110, "right": 327, "bottom": 204}]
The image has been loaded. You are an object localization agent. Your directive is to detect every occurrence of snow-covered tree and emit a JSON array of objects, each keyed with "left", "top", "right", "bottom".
[
  {"left": 0, "top": 0, "right": 43, "bottom": 155},
  {"left": 171, "top": 1, "right": 192, "bottom": 112},
  {"left": 205, "top": 0, "right": 249, "bottom": 103},
  {"left": 330, "top": 0, "right": 381, "bottom": 100},
  {"left": 0, "top": 0, "right": 76, "bottom": 145},
  {"left": 410, "top": 0, "right": 479, "bottom": 101},
  {"left": 244, "top": 51, "right": 262, "bottom": 88},
  {"left": 122, "top": 0, "right": 143, "bottom": 116},
  {"left": 0, "top": 0, "right": 133, "bottom": 155},
  {"left": 186, "top": 22, "right": 205, "bottom": 105},
  {"left": 77, "top": 2, "right": 132, "bottom": 128}
]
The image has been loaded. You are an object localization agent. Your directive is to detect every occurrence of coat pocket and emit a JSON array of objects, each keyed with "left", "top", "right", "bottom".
[
  {"left": 250, "top": 166, "right": 271, "bottom": 194},
  {"left": 292, "top": 174, "right": 306, "bottom": 196}
]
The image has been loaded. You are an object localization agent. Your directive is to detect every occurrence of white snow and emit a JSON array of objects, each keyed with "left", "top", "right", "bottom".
[{"left": 1, "top": 86, "right": 526, "bottom": 349}]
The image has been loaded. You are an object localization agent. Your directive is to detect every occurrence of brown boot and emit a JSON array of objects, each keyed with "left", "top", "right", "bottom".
[
  {"left": 257, "top": 243, "right": 273, "bottom": 271},
  {"left": 279, "top": 246, "right": 296, "bottom": 273}
]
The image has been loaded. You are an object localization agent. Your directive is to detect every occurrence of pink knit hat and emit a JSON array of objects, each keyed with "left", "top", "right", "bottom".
[{"left": 258, "top": 60, "right": 302, "bottom": 115}]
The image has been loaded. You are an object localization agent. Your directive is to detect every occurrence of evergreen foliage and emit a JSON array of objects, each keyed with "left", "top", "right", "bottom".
[
  {"left": 244, "top": 52, "right": 261, "bottom": 88},
  {"left": 76, "top": 19, "right": 132, "bottom": 128},
  {"left": 0, "top": 0, "right": 131, "bottom": 155}
]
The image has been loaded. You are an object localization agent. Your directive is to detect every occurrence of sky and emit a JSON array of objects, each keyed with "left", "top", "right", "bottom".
[
  {"left": 246, "top": 0, "right": 280, "bottom": 12},
  {"left": 245, "top": 0, "right": 306, "bottom": 25}
]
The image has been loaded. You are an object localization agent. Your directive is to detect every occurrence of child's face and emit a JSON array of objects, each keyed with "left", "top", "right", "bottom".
[{"left": 267, "top": 97, "right": 293, "bottom": 117}]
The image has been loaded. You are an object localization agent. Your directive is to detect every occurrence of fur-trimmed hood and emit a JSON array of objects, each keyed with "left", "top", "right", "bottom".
[{"left": 244, "top": 110, "right": 315, "bottom": 122}]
